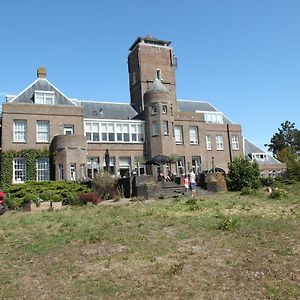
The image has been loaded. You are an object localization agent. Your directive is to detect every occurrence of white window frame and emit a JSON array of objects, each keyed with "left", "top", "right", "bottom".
[
  {"left": 216, "top": 135, "right": 224, "bottom": 150},
  {"left": 85, "top": 122, "right": 100, "bottom": 141},
  {"left": 13, "top": 158, "right": 26, "bottom": 183},
  {"left": 36, "top": 158, "right": 50, "bottom": 181},
  {"left": 84, "top": 120, "right": 145, "bottom": 144},
  {"left": 206, "top": 135, "right": 212, "bottom": 150},
  {"left": 189, "top": 126, "right": 199, "bottom": 144},
  {"left": 36, "top": 121, "right": 49, "bottom": 142},
  {"left": 162, "top": 105, "right": 167, "bottom": 114},
  {"left": 70, "top": 163, "right": 76, "bottom": 181},
  {"left": 231, "top": 135, "right": 239, "bottom": 150},
  {"left": 58, "top": 164, "right": 64, "bottom": 180},
  {"left": 13, "top": 120, "right": 27, "bottom": 142},
  {"left": 64, "top": 125, "right": 74, "bottom": 135},
  {"left": 34, "top": 90, "right": 55, "bottom": 105},
  {"left": 175, "top": 125, "right": 183, "bottom": 144}
]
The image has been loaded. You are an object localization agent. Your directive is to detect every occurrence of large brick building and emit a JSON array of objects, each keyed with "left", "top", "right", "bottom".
[{"left": 0, "top": 36, "right": 285, "bottom": 184}]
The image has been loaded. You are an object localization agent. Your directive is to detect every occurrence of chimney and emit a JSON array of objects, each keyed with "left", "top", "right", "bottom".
[{"left": 37, "top": 66, "right": 47, "bottom": 78}]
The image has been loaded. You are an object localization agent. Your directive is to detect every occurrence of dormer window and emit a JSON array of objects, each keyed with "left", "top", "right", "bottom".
[{"left": 34, "top": 91, "right": 55, "bottom": 105}]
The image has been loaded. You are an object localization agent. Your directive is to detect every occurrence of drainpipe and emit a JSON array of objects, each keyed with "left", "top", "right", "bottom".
[{"left": 227, "top": 124, "right": 233, "bottom": 162}]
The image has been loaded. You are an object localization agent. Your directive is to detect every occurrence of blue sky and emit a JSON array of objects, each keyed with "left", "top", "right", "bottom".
[{"left": 1, "top": 0, "right": 299, "bottom": 151}]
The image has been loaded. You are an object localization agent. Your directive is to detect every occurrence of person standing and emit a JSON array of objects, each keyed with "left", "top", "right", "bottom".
[
  {"left": 189, "top": 169, "right": 196, "bottom": 197},
  {"left": 183, "top": 174, "right": 190, "bottom": 193}
]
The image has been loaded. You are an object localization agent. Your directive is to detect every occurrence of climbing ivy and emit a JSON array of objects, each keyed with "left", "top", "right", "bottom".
[{"left": 0, "top": 149, "right": 50, "bottom": 188}]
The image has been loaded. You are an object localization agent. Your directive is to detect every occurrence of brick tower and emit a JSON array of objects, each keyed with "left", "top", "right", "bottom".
[{"left": 127, "top": 35, "right": 177, "bottom": 113}]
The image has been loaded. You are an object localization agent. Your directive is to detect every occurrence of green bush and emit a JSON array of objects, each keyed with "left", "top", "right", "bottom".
[
  {"left": 227, "top": 156, "right": 260, "bottom": 191},
  {"left": 270, "top": 188, "right": 288, "bottom": 199},
  {"left": 3, "top": 181, "right": 91, "bottom": 208},
  {"left": 92, "top": 171, "right": 118, "bottom": 200},
  {"left": 260, "top": 176, "right": 275, "bottom": 187},
  {"left": 240, "top": 187, "right": 256, "bottom": 195}
]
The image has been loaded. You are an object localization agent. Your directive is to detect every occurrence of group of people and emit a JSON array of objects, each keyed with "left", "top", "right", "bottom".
[
  {"left": 183, "top": 169, "right": 197, "bottom": 197},
  {"left": 158, "top": 168, "right": 197, "bottom": 197},
  {"left": 158, "top": 171, "right": 175, "bottom": 182}
]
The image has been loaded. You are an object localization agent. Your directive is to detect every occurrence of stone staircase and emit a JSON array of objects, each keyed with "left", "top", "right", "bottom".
[{"left": 158, "top": 181, "right": 209, "bottom": 199}]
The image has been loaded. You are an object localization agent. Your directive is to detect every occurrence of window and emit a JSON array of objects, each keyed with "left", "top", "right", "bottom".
[
  {"left": 156, "top": 69, "right": 162, "bottom": 80},
  {"left": 70, "top": 163, "right": 76, "bottom": 181},
  {"left": 216, "top": 135, "right": 224, "bottom": 150},
  {"left": 206, "top": 135, "right": 212, "bottom": 150},
  {"left": 103, "top": 156, "right": 115, "bottom": 175},
  {"left": 176, "top": 157, "right": 185, "bottom": 176},
  {"left": 85, "top": 123, "right": 99, "bottom": 141},
  {"left": 151, "top": 105, "right": 157, "bottom": 115},
  {"left": 231, "top": 135, "right": 239, "bottom": 150},
  {"left": 175, "top": 126, "right": 183, "bottom": 144},
  {"left": 36, "top": 158, "right": 49, "bottom": 181},
  {"left": 163, "top": 121, "right": 169, "bottom": 135},
  {"left": 119, "top": 157, "right": 131, "bottom": 177},
  {"left": 58, "top": 164, "right": 64, "bottom": 180},
  {"left": 131, "top": 124, "right": 143, "bottom": 142},
  {"left": 202, "top": 112, "right": 223, "bottom": 124},
  {"left": 152, "top": 121, "right": 159, "bottom": 136},
  {"left": 101, "top": 123, "right": 115, "bottom": 141},
  {"left": 87, "top": 157, "right": 100, "bottom": 179},
  {"left": 252, "top": 153, "right": 267, "bottom": 160},
  {"left": 13, "top": 120, "right": 27, "bottom": 142},
  {"left": 36, "top": 121, "right": 49, "bottom": 142},
  {"left": 64, "top": 125, "right": 74, "bottom": 135},
  {"left": 116, "top": 123, "right": 129, "bottom": 142},
  {"left": 13, "top": 158, "right": 26, "bottom": 183},
  {"left": 189, "top": 126, "right": 199, "bottom": 144},
  {"left": 192, "top": 156, "right": 201, "bottom": 174},
  {"left": 34, "top": 91, "right": 54, "bottom": 105},
  {"left": 132, "top": 72, "right": 136, "bottom": 85},
  {"left": 84, "top": 121, "right": 144, "bottom": 143},
  {"left": 162, "top": 105, "right": 167, "bottom": 114}
]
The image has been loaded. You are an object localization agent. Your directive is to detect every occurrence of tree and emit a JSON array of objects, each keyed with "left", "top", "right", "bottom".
[
  {"left": 277, "top": 148, "right": 300, "bottom": 181},
  {"left": 227, "top": 156, "right": 260, "bottom": 191},
  {"left": 265, "top": 121, "right": 300, "bottom": 157}
]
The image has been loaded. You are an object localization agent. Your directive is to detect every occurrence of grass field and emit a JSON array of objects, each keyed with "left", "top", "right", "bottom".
[{"left": 0, "top": 183, "right": 300, "bottom": 299}]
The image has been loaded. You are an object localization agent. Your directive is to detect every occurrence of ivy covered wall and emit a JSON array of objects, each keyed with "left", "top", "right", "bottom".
[{"left": 0, "top": 149, "right": 51, "bottom": 188}]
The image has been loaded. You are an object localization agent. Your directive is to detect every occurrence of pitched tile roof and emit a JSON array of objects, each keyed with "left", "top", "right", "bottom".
[
  {"left": 244, "top": 138, "right": 282, "bottom": 165},
  {"left": 81, "top": 101, "right": 139, "bottom": 120},
  {"left": 8, "top": 78, "right": 76, "bottom": 106}
]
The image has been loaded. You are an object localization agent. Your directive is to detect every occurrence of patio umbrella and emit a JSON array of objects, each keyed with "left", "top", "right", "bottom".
[{"left": 145, "top": 154, "right": 171, "bottom": 165}]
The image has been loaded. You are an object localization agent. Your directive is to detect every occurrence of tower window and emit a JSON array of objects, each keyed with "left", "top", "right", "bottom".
[
  {"left": 151, "top": 105, "right": 157, "bottom": 115},
  {"left": 132, "top": 72, "right": 136, "bottom": 85},
  {"left": 156, "top": 69, "right": 162, "bottom": 80},
  {"left": 162, "top": 105, "right": 167, "bottom": 114}
]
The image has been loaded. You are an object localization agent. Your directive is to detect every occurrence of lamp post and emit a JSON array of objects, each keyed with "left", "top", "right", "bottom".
[{"left": 212, "top": 156, "right": 215, "bottom": 173}]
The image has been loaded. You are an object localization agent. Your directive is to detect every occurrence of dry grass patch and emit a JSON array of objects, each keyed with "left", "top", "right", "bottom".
[{"left": 1, "top": 185, "right": 300, "bottom": 299}]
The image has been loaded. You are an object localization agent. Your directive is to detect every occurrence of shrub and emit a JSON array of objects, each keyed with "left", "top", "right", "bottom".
[
  {"left": 227, "top": 156, "right": 260, "bottom": 191},
  {"left": 3, "top": 181, "right": 91, "bottom": 208},
  {"left": 93, "top": 171, "right": 117, "bottom": 200},
  {"left": 79, "top": 192, "right": 101, "bottom": 205},
  {"left": 260, "top": 176, "right": 275, "bottom": 187},
  {"left": 240, "top": 187, "right": 256, "bottom": 195},
  {"left": 270, "top": 188, "right": 288, "bottom": 199},
  {"left": 217, "top": 215, "right": 241, "bottom": 231}
]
